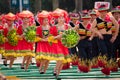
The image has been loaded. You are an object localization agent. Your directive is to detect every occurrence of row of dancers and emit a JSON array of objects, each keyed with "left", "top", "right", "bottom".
[{"left": 0, "top": 1, "right": 120, "bottom": 76}]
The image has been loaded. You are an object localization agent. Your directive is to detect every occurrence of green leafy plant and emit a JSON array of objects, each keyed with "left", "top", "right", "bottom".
[
  {"left": 0, "top": 31, "right": 5, "bottom": 45},
  {"left": 61, "top": 29, "right": 79, "bottom": 48},
  {"left": 23, "top": 26, "right": 36, "bottom": 42},
  {"left": 7, "top": 29, "right": 18, "bottom": 46}
]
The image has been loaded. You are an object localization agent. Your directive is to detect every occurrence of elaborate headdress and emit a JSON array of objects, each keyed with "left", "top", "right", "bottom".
[
  {"left": 4, "top": 13, "right": 16, "bottom": 21},
  {"left": 52, "top": 8, "right": 69, "bottom": 23},
  {"left": 0, "top": 14, "right": 4, "bottom": 21},
  {"left": 81, "top": 10, "right": 91, "bottom": 19},
  {"left": 18, "top": 10, "right": 33, "bottom": 18},
  {"left": 37, "top": 10, "right": 51, "bottom": 25},
  {"left": 18, "top": 10, "right": 34, "bottom": 26},
  {"left": 94, "top": 2, "right": 110, "bottom": 11},
  {"left": 69, "top": 13, "right": 80, "bottom": 19},
  {"left": 111, "top": 6, "right": 120, "bottom": 13},
  {"left": 89, "top": 10, "right": 97, "bottom": 15}
]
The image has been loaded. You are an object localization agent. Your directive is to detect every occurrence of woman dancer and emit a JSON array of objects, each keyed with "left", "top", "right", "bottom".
[
  {"left": 18, "top": 10, "right": 35, "bottom": 71},
  {"left": 35, "top": 10, "right": 51, "bottom": 74},
  {"left": 3, "top": 13, "right": 18, "bottom": 68},
  {"left": 51, "top": 8, "right": 71, "bottom": 76}
]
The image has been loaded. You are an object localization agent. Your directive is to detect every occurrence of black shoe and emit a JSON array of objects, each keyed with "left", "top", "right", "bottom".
[
  {"left": 3, "top": 61, "right": 7, "bottom": 66},
  {"left": 21, "top": 65, "right": 24, "bottom": 69},
  {"left": 2, "top": 57, "right": 5, "bottom": 59},
  {"left": 53, "top": 71, "right": 57, "bottom": 76},
  {"left": 40, "top": 71, "right": 44, "bottom": 74},
  {"left": 31, "top": 62, "right": 34, "bottom": 65}
]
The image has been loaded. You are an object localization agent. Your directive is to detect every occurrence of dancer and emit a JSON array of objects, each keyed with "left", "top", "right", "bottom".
[
  {"left": 92, "top": 2, "right": 119, "bottom": 60},
  {"left": 75, "top": 12, "right": 93, "bottom": 72},
  {"left": 35, "top": 10, "right": 51, "bottom": 74},
  {"left": 111, "top": 6, "right": 120, "bottom": 60},
  {"left": 51, "top": 8, "right": 71, "bottom": 76},
  {"left": 68, "top": 13, "right": 80, "bottom": 55},
  {"left": 3, "top": 13, "right": 18, "bottom": 68},
  {"left": 68, "top": 13, "right": 80, "bottom": 66},
  {"left": 92, "top": 2, "right": 119, "bottom": 75},
  {"left": 18, "top": 10, "right": 35, "bottom": 71},
  {"left": 89, "top": 10, "right": 99, "bottom": 68},
  {"left": 0, "top": 14, "right": 5, "bottom": 56}
]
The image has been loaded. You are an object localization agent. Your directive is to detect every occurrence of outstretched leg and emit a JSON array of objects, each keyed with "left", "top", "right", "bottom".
[
  {"left": 25, "top": 56, "right": 32, "bottom": 71},
  {"left": 9, "top": 56, "right": 15, "bottom": 68}
]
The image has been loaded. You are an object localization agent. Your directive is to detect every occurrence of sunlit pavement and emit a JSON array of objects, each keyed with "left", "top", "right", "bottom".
[{"left": 0, "top": 54, "right": 120, "bottom": 80}]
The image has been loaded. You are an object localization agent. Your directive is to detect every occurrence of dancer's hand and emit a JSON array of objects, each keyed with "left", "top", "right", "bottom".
[
  {"left": 4, "top": 37, "right": 8, "bottom": 42},
  {"left": 80, "top": 36, "right": 86, "bottom": 40},
  {"left": 110, "top": 36, "right": 116, "bottom": 43},
  {"left": 34, "top": 37, "right": 41, "bottom": 42},
  {"left": 88, "top": 37, "right": 92, "bottom": 41},
  {"left": 41, "top": 38, "right": 48, "bottom": 42},
  {"left": 17, "top": 35, "right": 23, "bottom": 40},
  {"left": 98, "top": 32, "right": 103, "bottom": 39}
]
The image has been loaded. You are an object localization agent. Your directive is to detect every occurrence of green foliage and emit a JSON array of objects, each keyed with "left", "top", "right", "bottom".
[
  {"left": 0, "top": 31, "right": 5, "bottom": 45},
  {"left": 7, "top": 29, "right": 18, "bottom": 46},
  {"left": 24, "top": 26, "right": 36, "bottom": 42},
  {"left": 62, "top": 29, "right": 79, "bottom": 48}
]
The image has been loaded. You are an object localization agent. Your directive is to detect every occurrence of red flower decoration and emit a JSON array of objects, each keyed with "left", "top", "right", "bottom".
[
  {"left": 78, "top": 64, "right": 90, "bottom": 73},
  {"left": 98, "top": 60, "right": 106, "bottom": 68},
  {"left": 72, "top": 61, "right": 78, "bottom": 66},
  {"left": 36, "top": 60, "right": 41, "bottom": 67},
  {"left": 111, "top": 67, "right": 118, "bottom": 72},
  {"left": 101, "top": 67, "right": 110, "bottom": 75},
  {"left": 105, "top": 14, "right": 111, "bottom": 22},
  {"left": 92, "top": 64, "right": 99, "bottom": 68},
  {"left": 86, "top": 23, "right": 91, "bottom": 30},
  {"left": 36, "top": 62, "right": 40, "bottom": 67},
  {"left": 62, "top": 63, "right": 70, "bottom": 70}
]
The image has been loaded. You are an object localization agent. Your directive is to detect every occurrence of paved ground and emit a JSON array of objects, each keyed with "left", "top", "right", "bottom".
[{"left": 0, "top": 54, "right": 120, "bottom": 80}]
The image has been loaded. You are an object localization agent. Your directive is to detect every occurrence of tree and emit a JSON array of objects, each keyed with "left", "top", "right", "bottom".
[
  {"left": 75, "top": 0, "right": 82, "bottom": 12},
  {"left": 34, "top": 0, "right": 42, "bottom": 13},
  {"left": 52, "top": 0, "right": 59, "bottom": 10},
  {"left": 0, "top": 0, "right": 10, "bottom": 13}
]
